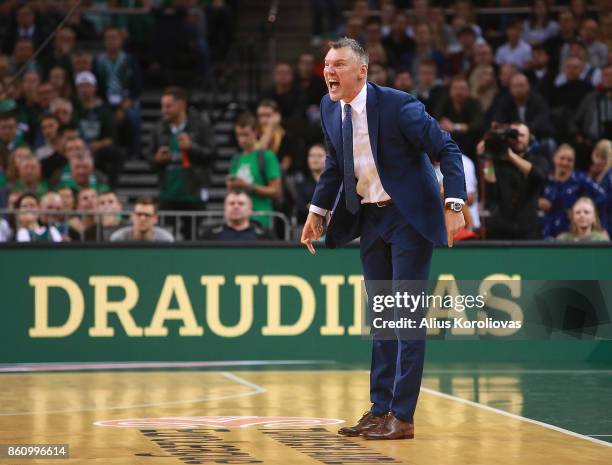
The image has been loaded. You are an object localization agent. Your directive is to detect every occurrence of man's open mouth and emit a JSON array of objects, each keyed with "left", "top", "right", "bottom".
[{"left": 328, "top": 80, "right": 340, "bottom": 90}]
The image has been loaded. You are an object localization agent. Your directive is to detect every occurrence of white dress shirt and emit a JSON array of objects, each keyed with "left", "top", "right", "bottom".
[{"left": 310, "top": 82, "right": 462, "bottom": 217}]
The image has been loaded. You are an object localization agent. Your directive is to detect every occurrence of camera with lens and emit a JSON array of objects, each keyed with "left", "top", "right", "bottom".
[{"left": 483, "top": 128, "right": 519, "bottom": 159}]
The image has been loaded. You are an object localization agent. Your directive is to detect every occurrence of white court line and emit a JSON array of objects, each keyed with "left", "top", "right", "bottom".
[
  {"left": 0, "top": 371, "right": 266, "bottom": 417},
  {"left": 424, "top": 369, "right": 612, "bottom": 375},
  {"left": 421, "top": 387, "right": 612, "bottom": 448}
]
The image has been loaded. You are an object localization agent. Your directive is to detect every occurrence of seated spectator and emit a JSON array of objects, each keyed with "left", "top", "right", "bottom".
[
  {"left": 429, "top": 7, "right": 456, "bottom": 52},
  {"left": 588, "top": 139, "right": 612, "bottom": 237},
  {"left": 495, "top": 19, "right": 532, "bottom": 70},
  {"left": 469, "top": 64, "right": 498, "bottom": 114},
  {"left": 110, "top": 196, "right": 174, "bottom": 242},
  {"left": 410, "top": 24, "right": 445, "bottom": 83},
  {"left": 452, "top": 0, "right": 482, "bottom": 39},
  {"left": 296, "top": 52, "right": 327, "bottom": 120},
  {"left": 84, "top": 190, "right": 125, "bottom": 241},
  {"left": 151, "top": 86, "right": 216, "bottom": 239},
  {"left": 525, "top": 45, "right": 556, "bottom": 102},
  {"left": 57, "top": 186, "right": 76, "bottom": 214},
  {"left": 571, "top": 64, "right": 612, "bottom": 149},
  {"left": 415, "top": 59, "right": 445, "bottom": 114},
  {"left": 550, "top": 56, "right": 593, "bottom": 148},
  {"left": 71, "top": 49, "right": 95, "bottom": 76},
  {"left": 382, "top": 12, "right": 415, "bottom": 70},
  {"left": 227, "top": 112, "right": 281, "bottom": 229},
  {"left": 16, "top": 70, "right": 42, "bottom": 144},
  {"left": 557, "top": 41, "right": 602, "bottom": 87},
  {"left": 522, "top": 0, "right": 559, "bottom": 46},
  {"left": 68, "top": 187, "right": 99, "bottom": 240},
  {"left": 446, "top": 26, "right": 478, "bottom": 76},
  {"left": 9, "top": 38, "right": 38, "bottom": 75},
  {"left": 294, "top": 143, "right": 325, "bottom": 225},
  {"left": 48, "top": 65, "right": 72, "bottom": 100},
  {"left": 544, "top": 9, "right": 576, "bottom": 73},
  {"left": 482, "top": 122, "right": 548, "bottom": 239},
  {"left": 492, "top": 73, "right": 553, "bottom": 138},
  {"left": 96, "top": 25, "right": 143, "bottom": 156},
  {"left": 0, "top": 215, "right": 11, "bottom": 242},
  {"left": 0, "top": 109, "right": 27, "bottom": 154},
  {"left": 540, "top": 144, "right": 607, "bottom": 238},
  {"left": 256, "top": 99, "right": 306, "bottom": 174},
  {"left": 556, "top": 197, "right": 610, "bottom": 241},
  {"left": 73, "top": 71, "right": 124, "bottom": 189},
  {"left": 261, "top": 63, "right": 307, "bottom": 124},
  {"left": 344, "top": 15, "right": 366, "bottom": 45},
  {"left": 392, "top": 69, "right": 413, "bottom": 94},
  {"left": 9, "top": 150, "right": 47, "bottom": 198},
  {"left": 36, "top": 82, "right": 57, "bottom": 114},
  {"left": 35, "top": 114, "right": 60, "bottom": 161},
  {"left": 39, "top": 191, "right": 70, "bottom": 240},
  {"left": 434, "top": 76, "right": 485, "bottom": 160},
  {"left": 368, "top": 63, "right": 389, "bottom": 86},
  {"left": 14, "top": 193, "right": 62, "bottom": 242},
  {"left": 39, "top": 27, "right": 75, "bottom": 78},
  {"left": 4, "top": 4, "right": 47, "bottom": 54},
  {"left": 199, "top": 189, "right": 275, "bottom": 241},
  {"left": 58, "top": 143, "right": 109, "bottom": 193},
  {"left": 50, "top": 97, "right": 74, "bottom": 127},
  {"left": 578, "top": 19, "right": 608, "bottom": 69}
]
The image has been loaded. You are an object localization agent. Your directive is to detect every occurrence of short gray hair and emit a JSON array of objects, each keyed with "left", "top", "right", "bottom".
[{"left": 329, "top": 37, "right": 369, "bottom": 65}]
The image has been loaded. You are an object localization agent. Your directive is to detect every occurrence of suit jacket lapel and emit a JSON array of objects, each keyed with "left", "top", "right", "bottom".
[
  {"left": 328, "top": 100, "right": 343, "bottom": 161},
  {"left": 366, "top": 82, "right": 379, "bottom": 166}
]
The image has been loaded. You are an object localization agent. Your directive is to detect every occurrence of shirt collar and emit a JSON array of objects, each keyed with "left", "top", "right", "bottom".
[{"left": 341, "top": 81, "right": 367, "bottom": 115}]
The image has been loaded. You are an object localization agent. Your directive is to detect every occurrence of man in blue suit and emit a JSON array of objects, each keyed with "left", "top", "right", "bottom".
[{"left": 301, "top": 38, "right": 467, "bottom": 440}]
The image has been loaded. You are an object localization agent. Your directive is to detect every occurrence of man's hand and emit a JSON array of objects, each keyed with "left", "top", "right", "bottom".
[
  {"left": 178, "top": 133, "right": 192, "bottom": 150},
  {"left": 226, "top": 177, "right": 249, "bottom": 190},
  {"left": 155, "top": 147, "right": 171, "bottom": 163},
  {"left": 538, "top": 197, "right": 552, "bottom": 212},
  {"left": 439, "top": 117, "right": 454, "bottom": 132},
  {"left": 301, "top": 211, "right": 325, "bottom": 255},
  {"left": 445, "top": 210, "right": 465, "bottom": 247}
]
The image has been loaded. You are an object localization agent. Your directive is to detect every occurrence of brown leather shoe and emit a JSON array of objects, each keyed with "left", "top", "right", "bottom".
[
  {"left": 361, "top": 413, "right": 414, "bottom": 440},
  {"left": 338, "top": 411, "right": 386, "bottom": 436}
]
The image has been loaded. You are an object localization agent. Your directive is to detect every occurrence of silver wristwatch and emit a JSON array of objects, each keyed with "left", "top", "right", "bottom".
[{"left": 445, "top": 201, "right": 463, "bottom": 212}]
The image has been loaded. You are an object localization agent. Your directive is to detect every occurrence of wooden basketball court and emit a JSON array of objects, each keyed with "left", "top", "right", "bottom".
[{"left": 1, "top": 364, "right": 611, "bottom": 464}]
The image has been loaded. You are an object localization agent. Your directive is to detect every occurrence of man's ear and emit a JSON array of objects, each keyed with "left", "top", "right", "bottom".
[{"left": 361, "top": 64, "right": 368, "bottom": 80}]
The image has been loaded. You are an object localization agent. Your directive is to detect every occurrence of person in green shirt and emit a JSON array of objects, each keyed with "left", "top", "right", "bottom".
[
  {"left": 57, "top": 141, "right": 109, "bottom": 193},
  {"left": 227, "top": 112, "right": 282, "bottom": 228},
  {"left": 9, "top": 151, "right": 48, "bottom": 198}
]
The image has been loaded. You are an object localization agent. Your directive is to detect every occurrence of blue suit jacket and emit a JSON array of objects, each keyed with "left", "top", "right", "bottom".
[{"left": 311, "top": 82, "right": 467, "bottom": 248}]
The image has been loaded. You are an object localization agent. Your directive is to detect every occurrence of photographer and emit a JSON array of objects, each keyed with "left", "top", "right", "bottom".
[{"left": 481, "top": 123, "right": 548, "bottom": 239}]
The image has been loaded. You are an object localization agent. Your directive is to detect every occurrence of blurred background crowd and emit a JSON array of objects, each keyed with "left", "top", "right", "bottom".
[{"left": 0, "top": 0, "right": 611, "bottom": 244}]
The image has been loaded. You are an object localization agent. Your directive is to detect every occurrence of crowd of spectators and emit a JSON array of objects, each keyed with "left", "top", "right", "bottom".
[{"left": 0, "top": 0, "right": 611, "bottom": 244}]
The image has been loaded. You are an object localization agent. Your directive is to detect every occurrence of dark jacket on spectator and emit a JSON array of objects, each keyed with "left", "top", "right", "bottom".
[
  {"left": 199, "top": 222, "right": 275, "bottom": 241},
  {"left": 570, "top": 90, "right": 612, "bottom": 143},
  {"left": 151, "top": 108, "right": 216, "bottom": 202},
  {"left": 492, "top": 91, "right": 554, "bottom": 138}
]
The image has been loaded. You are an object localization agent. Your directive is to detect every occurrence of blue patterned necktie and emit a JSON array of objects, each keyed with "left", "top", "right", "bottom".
[{"left": 343, "top": 104, "right": 360, "bottom": 214}]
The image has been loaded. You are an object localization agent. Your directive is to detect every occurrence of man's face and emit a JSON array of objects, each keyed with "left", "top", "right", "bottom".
[
  {"left": 580, "top": 19, "right": 597, "bottom": 42},
  {"left": 17, "top": 157, "right": 39, "bottom": 182},
  {"left": 72, "top": 53, "right": 93, "bottom": 73},
  {"left": 391, "top": 14, "right": 407, "bottom": 36},
  {"left": 161, "top": 95, "right": 184, "bottom": 122},
  {"left": 297, "top": 54, "right": 314, "bottom": 77},
  {"left": 38, "top": 85, "right": 57, "bottom": 109},
  {"left": 104, "top": 29, "right": 123, "bottom": 52},
  {"left": 559, "top": 13, "right": 575, "bottom": 35},
  {"left": 324, "top": 46, "right": 367, "bottom": 102},
  {"left": 40, "top": 193, "right": 64, "bottom": 223},
  {"left": 18, "top": 196, "right": 39, "bottom": 226},
  {"left": 77, "top": 188, "right": 98, "bottom": 211},
  {"left": 506, "top": 25, "right": 521, "bottom": 43},
  {"left": 131, "top": 204, "right": 157, "bottom": 233},
  {"left": 98, "top": 193, "right": 122, "bottom": 213},
  {"left": 474, "top": 44, "right": 493, "bottom": 65},
  {"left": 450, "top": 80, "right": 469, "bottom": 103},
  {"left": 414, "top": 24, "right": 431, "bottom": 47},
  {"left": 256, "top": 105, "right": 278, "bottom": 128},
  {"left": 0, "top": 118, "right": 17, "bottom": 143},
  {"left": 554, "top": 148, "right": 575, "bottom": 173},
  {"left": 510, "top": 123, "right": 530, "bottom": 153},
  {"left": 22, "top": 72, "right": 40, "bottom": 95},
  {"left": 234, "top": 125, "right": 257, "bottom": 150},
  {"left": 77, "top": 82, "right": 96, "bottom": 101},
  {"left": 14, "top": 40, "right": 34, "bottom": 62},
  {"left": 564, "top": 57, "right": 583, "bottom": 81},
  {"left": 365, "top": 22, "right": 382, "bottom": 44},
  {"left": 510, "top": 75, "right": 529, "bottom": 101},
  {"left": 307, "top": 145, "right": 326, "bottom": 172},
  {"left": 393, "top": 72, "right": 413, "bottom": 92},
  {"left": 418, "top": 64, "right": 436, "bottom": 87},
  {"left": 368, "top": 64, "right": 388, "bottom": 86},
  {"left": 224, "top": 193, "right": 252, "bottom": 223},
  {"left": 53, "top": 102, "right": 72, "bottom": 124},
  {"left": 273, "top": 64, "right": 293, "bottom": 88},
  {"left": 65, "top": 139, "right": 87, "bottom": 160},
  {"left": 71, "top": 156, "right": 93, "bottom": 184},
  {"left": 17, "top": 6, "right": 34, "bottom": 28},
  {"left": 41, "top": 117, "right": 59, "bottom": 140},
  {"left": 532, "top": 48, "right": 549, "bottom": 68},
  {"left": 58, "top": 187, "right": 75, "bottom": 210}
]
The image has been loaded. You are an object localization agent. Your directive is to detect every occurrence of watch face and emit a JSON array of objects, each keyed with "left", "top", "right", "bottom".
[{"left": 450, "top": 202, "right": 462, "bottom": 212}]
